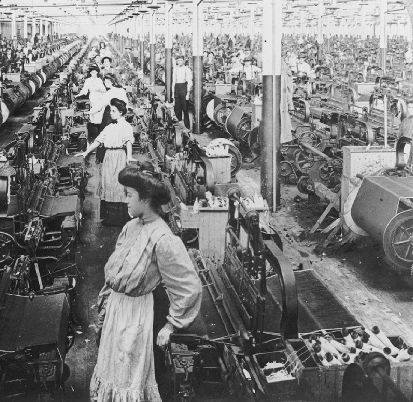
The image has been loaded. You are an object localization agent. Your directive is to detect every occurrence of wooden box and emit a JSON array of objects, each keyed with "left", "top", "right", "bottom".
[
  {"left": 292, "top": 329, "right": 413, "bottom": 401},
  {"left": 4, "top": 73, "right": 20, "bottom": 82},
  {"left": 208, "top": 156, "right": 231, "bottom": 184},
  {"left": 25, "top": 63, "right": 40, "bottom": 73},
  {"left": 215, "top": 84, "right": 232, "bottom": 96},
  {"left": 179, "top": 205, "right": 228, "bottom": 261},
  {"left": 253, "top": 350, "right": 298, "bottom": 398}
]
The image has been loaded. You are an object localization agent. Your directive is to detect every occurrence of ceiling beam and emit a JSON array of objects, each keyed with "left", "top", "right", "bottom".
[{"left": 0, "top": 2, "right": 132, "bottom": 8}]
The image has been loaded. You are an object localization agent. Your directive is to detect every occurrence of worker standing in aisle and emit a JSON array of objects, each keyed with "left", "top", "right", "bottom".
[
  {"left": 172, "top": 54, "right": 192, "bottom": 130},
  {"left": 75, "top": 98, "right": 135, "bottom": 226},
  {"left": 90, "top": 164, "right": 202, "bottom": 401},
  {"left": 75, "top": 65, "right": 106, "bottom": 143}
]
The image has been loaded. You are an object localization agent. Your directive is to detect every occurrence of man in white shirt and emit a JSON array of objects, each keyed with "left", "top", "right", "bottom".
[
  {"left": 172, "top": 55, "right": 192, "bottom": 129},
  {"left": 297, "top": 55, "right": 314, "bottom": 78}
]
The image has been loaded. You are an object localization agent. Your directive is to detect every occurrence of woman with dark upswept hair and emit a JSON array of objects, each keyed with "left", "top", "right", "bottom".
[
  {"left": 76, "top": 98, "right": 136, "bottom": 225},
  {"left": 74, "top": 64, "right": 106, "bottom": 143},
  {"left": 89, "top": 73, "right": 128, "bottom": 132},
  {"left": 90, "top": 164, "right": 202, "bottom": 401}
]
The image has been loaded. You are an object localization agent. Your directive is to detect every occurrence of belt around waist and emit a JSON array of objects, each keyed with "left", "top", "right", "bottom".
[
  {"left": 175, "top": 82, "right": 188, "bottom": 85},
  {"left": 106, "top": 147, "right": 125, "bottom": 150}
]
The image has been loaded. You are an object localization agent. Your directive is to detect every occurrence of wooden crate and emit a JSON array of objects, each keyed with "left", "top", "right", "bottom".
[
  {"left": 25, "top": 63, "right": 39, "bottom": 73},
  {"left": 208, "top": 156, "right": 231, "bottom": 184},
  {"left": 291, "top": 331, "right": 413, "bottom": 401},
  {"left": 215, "top": 84, "right": 232, "bottom": 96},
  {"left": 4, "top": 73, "right": 20, "bottom": 82},
  {"left": 180, "top": 206, "right": 228, "bottom": 260},
  {"left": 253, "top": 350, "right": 298, "bottom": 398}
]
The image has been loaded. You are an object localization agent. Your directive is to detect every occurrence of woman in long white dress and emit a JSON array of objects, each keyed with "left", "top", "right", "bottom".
[
  {"left": 90, "top": 165, "right": 202, "bottom": 401},
  {"left": 87, "top": 73, "right": 128, "bottom": 133},
  {"left": 75, "top": 65, "right": 106, "bottom": 143},
  {"left": 76, "top": 98, "right": 135, "bottom": 225}
]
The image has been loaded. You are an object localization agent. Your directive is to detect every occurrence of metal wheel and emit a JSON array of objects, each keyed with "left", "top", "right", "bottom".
[
  {"left": 319, "top": 162, "right": 332, "bottom": 181},
  {"left": 227, "top": 144, "right": 242, "bottom": 176},
  {"left": 213, "top": 103, "right": 233, "bottom": 127},
  {"left": 295, "top": 150, "right": 315, "bottom": 172},
  {"left": 383, "top": 210, "right": 413, "bottom": 272},
  {"left": 298, "top": 130, "right": 321, "bottom": 147},
  {"left": 0, "top": 231, "right": 15, "bottom": 264},
  {"left": 248, "top": 126, "right": 260, "bottom": 155},
  {"left": 280, "top": 161, "right": 293, "bottom": 178},
  {"left": 297, "top": 175, "right": 315, "bottom": 194}
]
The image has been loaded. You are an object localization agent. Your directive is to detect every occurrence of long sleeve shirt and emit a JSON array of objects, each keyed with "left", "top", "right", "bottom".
[
  {"left": 89, "top": 86, "right": 129, "bottom": 117},
  {"left": 97, "top": 217, "right": 202, "bottom": 329},
  {"left": 172, "top": 65, "right": 192, "bottom": 93},
  {"left": 77, "top": 76, "right": 106, "bottom": 97}
]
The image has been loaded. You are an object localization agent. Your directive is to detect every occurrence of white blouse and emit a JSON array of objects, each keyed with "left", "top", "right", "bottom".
[
  {"left": 78, "top": 76, "right": 106, "bottom": 97},
  {"left": 95, "top": 117, "right": 134, "bottom": 149},
  {"left": 105, "top": 87, "right": 129, "bottom": 108}
]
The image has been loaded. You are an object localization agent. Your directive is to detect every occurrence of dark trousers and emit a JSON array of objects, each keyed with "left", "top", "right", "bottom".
[{"left": 174, "top": 82, "right": 190, "bottom": 130}]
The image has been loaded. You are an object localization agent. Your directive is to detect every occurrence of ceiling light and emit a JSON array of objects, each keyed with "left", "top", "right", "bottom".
[
  {"left": 326, "top": 0, "right": 339, "bottom": 11},
  {"left": 284, "top": 3, "right": 293, "bottom": 14},
  {"left": 147, "top": 0, "right": 161, "bottom": 9}
]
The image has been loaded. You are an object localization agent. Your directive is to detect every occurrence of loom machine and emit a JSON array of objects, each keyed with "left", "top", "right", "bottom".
[
  {"left": 279, "top": 68, "right": 411, "bottom": 195},
  {"left": 0, "top": 42, "right": 91, "bottom": 400},
  {"left": 163, "top": 188, "right": 413, "bottom": 401},
  {"left": 284, "top": 64, "right": 413, "bottom": 275},
  {"left": 0, "top": 40, "right": 83, "bottom": 126}
]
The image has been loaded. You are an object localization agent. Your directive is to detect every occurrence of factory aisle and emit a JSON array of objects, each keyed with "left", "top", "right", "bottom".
[{"left": 63, "top": 155, "right": 121, "bottom": 401}]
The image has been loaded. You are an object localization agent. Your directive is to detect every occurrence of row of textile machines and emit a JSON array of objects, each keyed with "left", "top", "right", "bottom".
[
  {"left": 0, "top": 37, "right": 84, "bottom": 126},
  {"left": 278, "top": 62, "right": 413, "bottom": 274},
  {"left": 150, "top": 40, "right": 413, "bottom": 276},
  {"left": 153, "top": 52, "right": 413, "bottom": 275},
  {"left": 0, "top": 39, "right": 93, "bottom": 399},
  {"left": 105, "top": 37, "right": 413, "bottom": 401}
]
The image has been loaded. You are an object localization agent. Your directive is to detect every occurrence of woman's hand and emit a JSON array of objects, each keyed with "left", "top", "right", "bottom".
[
  {"left": 75, "top": 152, "right": 86, "bottom": 158},
  {"left": 127, "top": 158, "right": 137, "bottom": 164},
  {"left": 95, "top": 326, "right": 102, "bottom": 347},
  {"left": 156, "top": 323, "right": 174, "bottom": 348}
]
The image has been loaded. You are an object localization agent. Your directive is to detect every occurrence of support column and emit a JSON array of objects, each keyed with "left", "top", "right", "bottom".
[
  {"left": 380, "top": 0, "right": 387, "bottom": 73},
  {"left": 140, "top": 15, "right": 145, "bottom": 70},
  {"left": 150, "top": 11, "right": 156, "bottom": 85},
  {"left": 11, "top": 11, "right": 17, "bottom": 40},
  {"left": 45, "top": 19, "right": 49, "bottom": 38},
  {"left": 23, "top": 15, "right": 28, "bottom": 41},
  {"left": 134, "top": 15, "right": 139, "bottom": 67},
  {"left": 165, "top": 4, "right": 173, "bottom": 102},
  {"left": 32, "top": 17, "right": 36, "bottom": 38},
  {"left": 249, "top": 5, "right": 255, "bottom": 38},
  {"left": 192, "top": 0, "right": 203, "bottom": 134},
  {"left": 11, "top": 11, "right": 17, "bottom": 45},
  {"left": 261, "top": 0, "right": 282, "bottom": 211},
  {"left": 317, "top": 0, "right": 324, "bottom": 63}
]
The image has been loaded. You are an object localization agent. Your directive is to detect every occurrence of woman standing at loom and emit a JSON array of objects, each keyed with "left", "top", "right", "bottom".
[
  {"left": 89, "top": 164, "right": 202, "bottom": 401},
  {"left": 75, "top": 64, "right": 106, "bottom": 143},
  {"left": 75, "top": 98, "right": 135, "bottom": 225},
  {"left": 93, "top": 73, "right": 129, "bottom": 132}
]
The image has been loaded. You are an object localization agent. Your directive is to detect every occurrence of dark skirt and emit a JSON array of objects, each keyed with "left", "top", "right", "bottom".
[
  {"left": 99, "top": 105, "right": 112, "bottom": 132},
  {"left": 87, "top": 122, "right": 100, "bottom": 143},
  {"left": 100, "top": 200, "right": 130, "bottom": 226}
]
